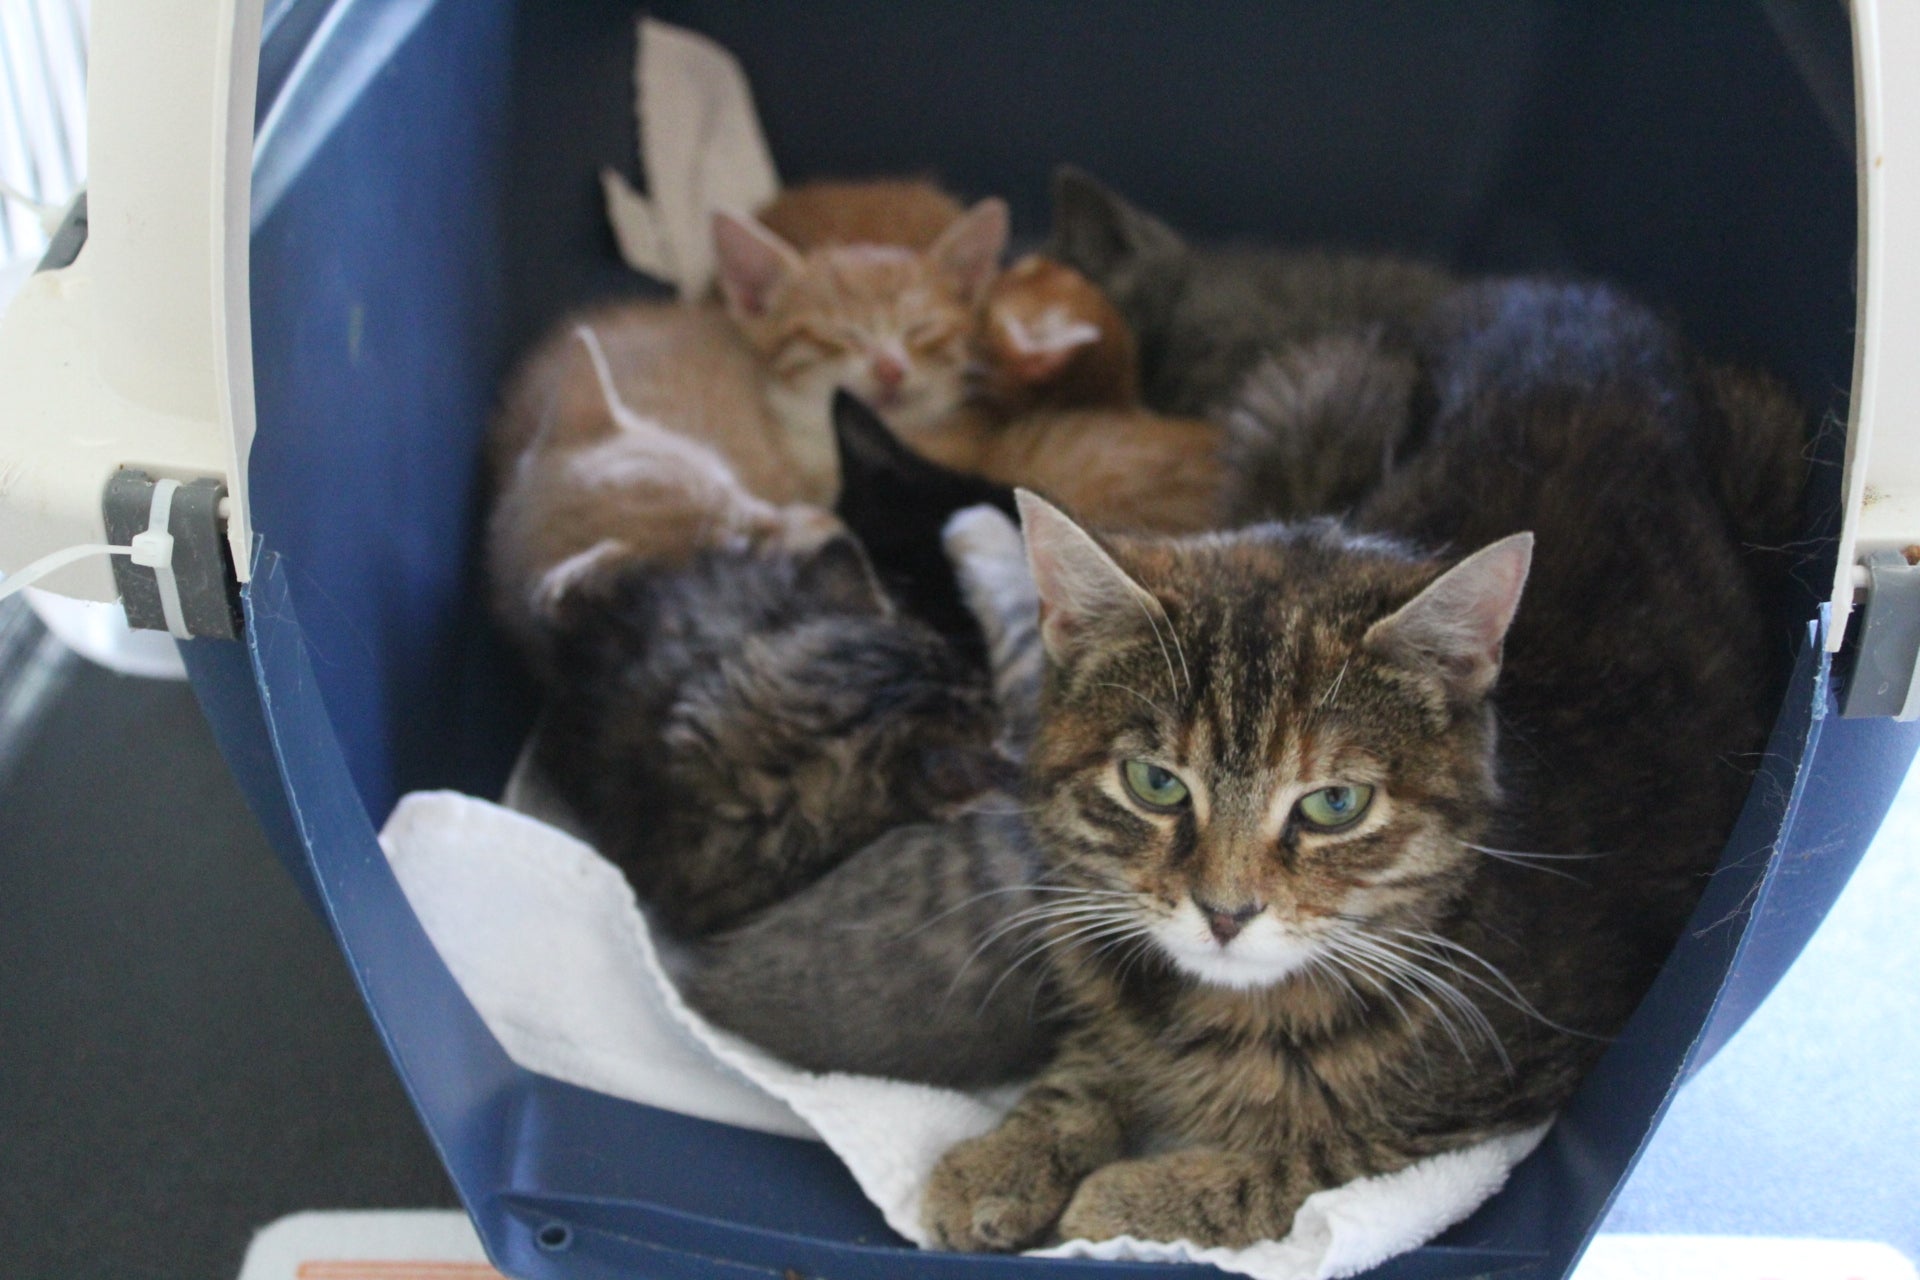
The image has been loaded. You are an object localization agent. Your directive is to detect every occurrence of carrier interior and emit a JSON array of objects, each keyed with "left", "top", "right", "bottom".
[{"left": 234, "top": 3, "right": 1860, "bottom": 1276}]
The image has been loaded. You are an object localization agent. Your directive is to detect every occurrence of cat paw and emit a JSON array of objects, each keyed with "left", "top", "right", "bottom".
[
  {"left": 943, "top": 504, "right": 1023, "bottom": 566},
  {"left": 922, "top": 1129, "right": 1076, "bottom": 1253},
  {"left": 1058, "top": 1151, "right": 1287, "bottom": 1248}
]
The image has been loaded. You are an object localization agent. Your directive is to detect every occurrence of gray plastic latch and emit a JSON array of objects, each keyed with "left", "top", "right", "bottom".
[
  {"left": 1842, "top": 550, "right": 1920, "bottom": 719},
  {"left": 34, "top": 190, "right": 87, "bottom": 273},
  {"left": 102, "top": 470, "right": 242, "bottom": 640}
]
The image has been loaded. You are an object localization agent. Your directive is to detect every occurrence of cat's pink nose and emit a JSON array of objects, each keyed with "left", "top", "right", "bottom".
[
  {"left": 870, "top": 353, "right": 906, "bottom": 390},
  {"left": 1200, "top": 901, "right": 1262, "bottom": 944}
]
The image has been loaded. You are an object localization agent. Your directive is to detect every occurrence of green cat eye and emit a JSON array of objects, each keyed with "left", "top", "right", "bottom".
[
  {"left": 1296, "top": 784, "right": 1375, "bottom": 831},
  {"left": 1122, "top": 760, "right": 1190, "bottom": 811}
]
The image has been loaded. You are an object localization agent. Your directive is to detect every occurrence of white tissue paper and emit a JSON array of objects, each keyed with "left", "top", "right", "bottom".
[{"left": 600, "top": 18, "right": 781, "bottom": 297}]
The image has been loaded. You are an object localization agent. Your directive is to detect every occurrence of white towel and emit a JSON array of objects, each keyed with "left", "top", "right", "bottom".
[
  {"left": 600, "top": 18, "right": 781, "bottom": 296},
  {"left": 380, "top": 789, "right": 1548, "bottom": 1278}
]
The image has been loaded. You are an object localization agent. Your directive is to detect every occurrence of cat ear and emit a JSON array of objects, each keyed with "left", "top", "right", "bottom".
[
  {"left": 1016, "top": 489, "right": 1167, "bottom": 663},
  {"left": 792, "top": 530, "right": 893, "bottom": 619},
  {"left": 996, "top": 310, "right": 1103, "bottom": 387},
  {"left": 832, "top": 389, "right": 1017, "bottom": 517},
  {"left": 1363, "top": 533, "right": 1533, "bottom": 704},
  {"left": 930, "top": 198, "right": 1010, "bottom": 304},
  {"left": 712, "top": 211, "right": 804, "bottom": 319},
  {"left": 830, "top": 387, "right": 908, "bottom": 475},
  {"left": 1046, "top": 166, "right": 1187, "bottom": 284}
]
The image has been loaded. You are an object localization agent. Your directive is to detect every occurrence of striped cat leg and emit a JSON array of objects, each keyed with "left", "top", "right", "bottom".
[
  {"left": 1056, "top": 1147, "right": 1316, "bottom": 1248},
  {"left": 922, "top": 1037, "right": 1130, "bottom": 1252}
]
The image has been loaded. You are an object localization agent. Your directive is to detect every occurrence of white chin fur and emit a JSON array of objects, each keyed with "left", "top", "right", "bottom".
[{"left": 1150, "top": 912, "right": 1318, "bottom": 991}]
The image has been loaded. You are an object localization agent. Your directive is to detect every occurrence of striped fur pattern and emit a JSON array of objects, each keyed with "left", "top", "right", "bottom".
[
  {"left": 677, "top": 505, "right": 1061, "bottom": 1085},
  {"left": 924, "top": 280, "right": 1792, "bottom": 1250},
  {"left": 529, "top": 534, "right": 1004, "bottom": 939}
]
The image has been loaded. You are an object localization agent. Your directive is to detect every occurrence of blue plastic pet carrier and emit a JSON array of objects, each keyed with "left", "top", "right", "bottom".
[{"left": 3, "top": 3, "right": 1918, "bottom": 1278}]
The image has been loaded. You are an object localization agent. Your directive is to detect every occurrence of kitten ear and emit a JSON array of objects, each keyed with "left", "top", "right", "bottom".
[
  {"left": 792, "top": 530, "right": 893, "bottom": 619},
  {"left": 1016, "top": 489, "right": 1167, "bottom": 663},
  {"left": 830, "top": 387, "right": 906, "bottom": 476},
  {"left": 996, "top": 310, "right": 1103, "bottom": 387},
  {"left": 833, "top": 388, "right": 1017, "bottom": 522},
  {"left": 1364, "top": 533, "right": 1534, "bottom": 704},
  {"left": 712, "top": 211, "right": 804, "bottom": 319},
  {"left": 930, "top": 198, "right": 1010, "bottom": 304},
  {"left": 1045, "top": 166, "right": 1187, "bottom": 284}
]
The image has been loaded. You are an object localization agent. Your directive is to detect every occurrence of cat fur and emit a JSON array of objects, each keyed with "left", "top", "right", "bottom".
[{"left": 923, "top": 279, "right": 1796, "bottom": 1250}]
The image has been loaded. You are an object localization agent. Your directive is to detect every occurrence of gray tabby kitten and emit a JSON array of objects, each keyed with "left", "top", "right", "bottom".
[
  {"left": 923, "top": 279, "right": 1801, "bottom": 1250},
  {"left": 680, "top": 508, "right": 1061, "bottom": 1086},
  {"left": 1046, "top": 167, "right": 1452, "bottom": 522},
  {"left": 532, "top": 532, "right": 1005, "bottom": 938}
]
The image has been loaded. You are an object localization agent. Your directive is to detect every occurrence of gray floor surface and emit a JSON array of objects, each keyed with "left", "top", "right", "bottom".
[
  {"left": 0, "top": 627, "right": 456, "bottom": 1280},
  {"left": 1, "top": 614, "right": 1915, "bottom": 1275}
]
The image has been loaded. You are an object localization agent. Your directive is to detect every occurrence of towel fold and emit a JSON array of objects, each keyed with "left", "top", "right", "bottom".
[{"left": 379, "top": 789, "right": 1548, "bottom": 1279}]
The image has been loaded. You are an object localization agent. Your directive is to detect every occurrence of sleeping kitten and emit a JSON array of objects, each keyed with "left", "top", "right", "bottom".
[
  {"left": 529, "top": 532, "right": 1003, "bottom": 938},
  {"left": 754, "top": 177, "right": 966, "bottom": 251},
  {"left": 713, "top": 198, "right": 1008, "bottom": 451},
  {"left": 1046, "top": 166, "right": 1451, "bottom": 432},
  {"left": 897, "top": 252, "right": 1225, "bottom": 535},
  {"left": 923, "top": 279, "right": 1797, "bottom": 1250},
  {"left": 486, "top": 306, "right": 836, "bottom": 653},
  {"left": 974, "top": 253, "right": 1139, "bottom": 413},
  {"left": 488, "top": 197, "right": 1006, "bottom": 646},
  {"left": 680, "top": 506, "right": 1060, "bottom": 1086}
]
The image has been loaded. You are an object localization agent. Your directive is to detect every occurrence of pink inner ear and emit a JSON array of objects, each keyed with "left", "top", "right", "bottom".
[
  {"left": 712, "top": 212, "right": 796, "bottom": 318},
  {"left": 1364, "top": 532, "right": 1534, "bottom": 702},
  {"left": 999, "top": 310, "right": 1102, "bottom": 357},
  {"left": 1017, "top": 489, "right": 1164, "bottom": 662}
]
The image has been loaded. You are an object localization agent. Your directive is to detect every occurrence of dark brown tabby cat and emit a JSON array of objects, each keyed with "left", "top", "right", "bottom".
[
  {"left": 923, "top": 279, "right": 1801, "bottom": 1250},
  {"left": 679, "top": 505, "right": 1061, "bottom": 1086},
  {"left": 529, "top": 533, "right": 1003, "bottom": 938}
]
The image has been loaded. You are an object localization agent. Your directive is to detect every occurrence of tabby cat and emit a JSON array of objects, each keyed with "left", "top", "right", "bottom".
[
  {"left": 922, "top": 279, "right": 1801, "bottom": 1250},
  {"left": 528, "top": 531, "right": 1003, "bottom": 938},
  {"left": 680, "top": 506, "right": 1060, "bottom": 1086}
]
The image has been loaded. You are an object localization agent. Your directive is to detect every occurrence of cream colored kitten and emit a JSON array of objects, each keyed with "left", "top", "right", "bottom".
[{"left": 486, "top": 302, "right": 836, "bottom": 655}]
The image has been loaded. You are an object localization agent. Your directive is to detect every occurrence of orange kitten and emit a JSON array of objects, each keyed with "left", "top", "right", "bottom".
[
  {"left": 975, "top": 254, "right": 1140, "bottom": 413},
  {"left": 901, "top": 255, "right": 1224, "bottom": 533},
  {"left": 755, "top": 177, "right": 965, "bottom": 251},
  {"left": 487, "top": 302, "right": 836, "bottom": 653},
  {"left": 712, "top": 199, "right": 1008, "bottom": 449}
]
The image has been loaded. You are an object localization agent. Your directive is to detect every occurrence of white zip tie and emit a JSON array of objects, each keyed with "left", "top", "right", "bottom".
[
  {"left": 0, "top": 544, "right": 136, "bottom": 603},
  {"left": 140, "top": 479, "right": 191, "bottom": 638},
  {"left": 0, "top": 478, "right": 193, "bottom": 638}
]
